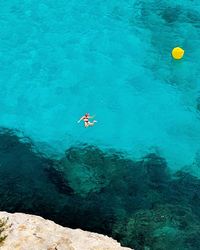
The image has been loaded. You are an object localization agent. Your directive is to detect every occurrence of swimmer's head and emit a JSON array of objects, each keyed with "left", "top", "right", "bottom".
[{"left": 85, "top": 113, "right": 89, "bottom": 117}]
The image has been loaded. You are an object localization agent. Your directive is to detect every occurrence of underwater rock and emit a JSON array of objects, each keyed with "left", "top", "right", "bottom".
[
  {"left": 60, "top": 145, "right": 113, "bottom": 196},
  {"left": 112, "top": 204, "right": 200, "bottom": 250},
  {"left": 44, "top": 164, "right": 74, "bottom": 195},
  {"left": 168, "top": 171, "right": 200, "bottom": 215},
  {"left": 186, "top": 10, "right": 200, "bottom": 28},
  {"left": 142, "top": 153, "right": 170, "bottom": 182},
  {"left": 133, "top": 0, "right": 200, "bottom": 28},
  {"left": 196, "top": 97, "right": 200, "bottom": 111},
  {"left": 0, "top": 130, "right": 200, "bottom": 249},
  {"left": 160, "top": 6, "right": 182, "bottom": 24}
]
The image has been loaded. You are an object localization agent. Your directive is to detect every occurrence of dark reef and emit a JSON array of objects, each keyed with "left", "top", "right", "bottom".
[{"left": 0, "top": 128, "right": 200, "bottom": 249}]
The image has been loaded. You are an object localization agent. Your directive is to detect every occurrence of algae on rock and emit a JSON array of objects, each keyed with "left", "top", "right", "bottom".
[{"left": 0, "top": 217, "right": 8, "bottom": 246}]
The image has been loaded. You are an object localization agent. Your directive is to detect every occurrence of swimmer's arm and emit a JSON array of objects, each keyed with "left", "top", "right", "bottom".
[{"left": 77, "top": 116, "right": 84, "bottom": 123}]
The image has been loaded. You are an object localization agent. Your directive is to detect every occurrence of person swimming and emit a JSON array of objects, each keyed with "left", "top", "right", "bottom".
[{"left": 77, "top": 113, "right": 97, "bottom": 128}]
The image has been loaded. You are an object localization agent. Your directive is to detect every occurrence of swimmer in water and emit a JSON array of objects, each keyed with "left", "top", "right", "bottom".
[{"left": 77, "top": 113, "right": 97, "bottom": 128}]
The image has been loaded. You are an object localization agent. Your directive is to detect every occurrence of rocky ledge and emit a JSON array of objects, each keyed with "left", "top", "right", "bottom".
[{"left": 0, "top": 212, "right": 132, "bottom": 250}]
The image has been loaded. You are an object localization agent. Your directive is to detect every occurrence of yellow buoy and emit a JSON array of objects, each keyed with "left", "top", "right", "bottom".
[{"left": 172, "top": 47, "right": 184, "bottom": 60}]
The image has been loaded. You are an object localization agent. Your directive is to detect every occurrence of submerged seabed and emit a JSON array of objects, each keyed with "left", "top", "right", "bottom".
[
  {"left": 0, "top": 129, "right": 200, "bottom": 250},
  {"left": 0, "top": 1, "right": 200, "bottom": 171}
]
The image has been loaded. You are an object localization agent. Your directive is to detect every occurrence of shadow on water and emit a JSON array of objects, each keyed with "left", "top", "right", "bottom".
[{"left": 0, "top": 128, "right": 200, "bottom": 249}]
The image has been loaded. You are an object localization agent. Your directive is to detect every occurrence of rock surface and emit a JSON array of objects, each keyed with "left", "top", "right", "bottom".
[{"left": 0, "top": 212, "right": 132, "bottom": 250}]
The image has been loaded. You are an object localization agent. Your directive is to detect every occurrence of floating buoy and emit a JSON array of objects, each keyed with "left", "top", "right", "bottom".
[{"left": 172, "top": 47, "right": 184, "bottom": 60}]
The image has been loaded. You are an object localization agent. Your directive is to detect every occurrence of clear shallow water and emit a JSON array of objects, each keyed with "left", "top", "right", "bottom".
[{"left": 0, "top": 0, "right": 200, "bottom": 171}]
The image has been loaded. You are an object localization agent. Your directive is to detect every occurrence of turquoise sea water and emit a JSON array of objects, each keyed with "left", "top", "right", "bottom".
[
  {"left": 0, "top": 0, "right": 200, "bottom": 172},
  {"left": 0, "top": 2, "right": 200, "bottom": 249}
]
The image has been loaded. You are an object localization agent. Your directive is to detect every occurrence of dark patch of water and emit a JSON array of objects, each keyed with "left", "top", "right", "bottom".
[{"left": 0, "top": 128, "right": 200, "bottom": 249}]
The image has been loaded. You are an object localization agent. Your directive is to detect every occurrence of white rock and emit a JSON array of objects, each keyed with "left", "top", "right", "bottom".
[{"left": 0, "top": 212, "right": 133, "bottom": 250}]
